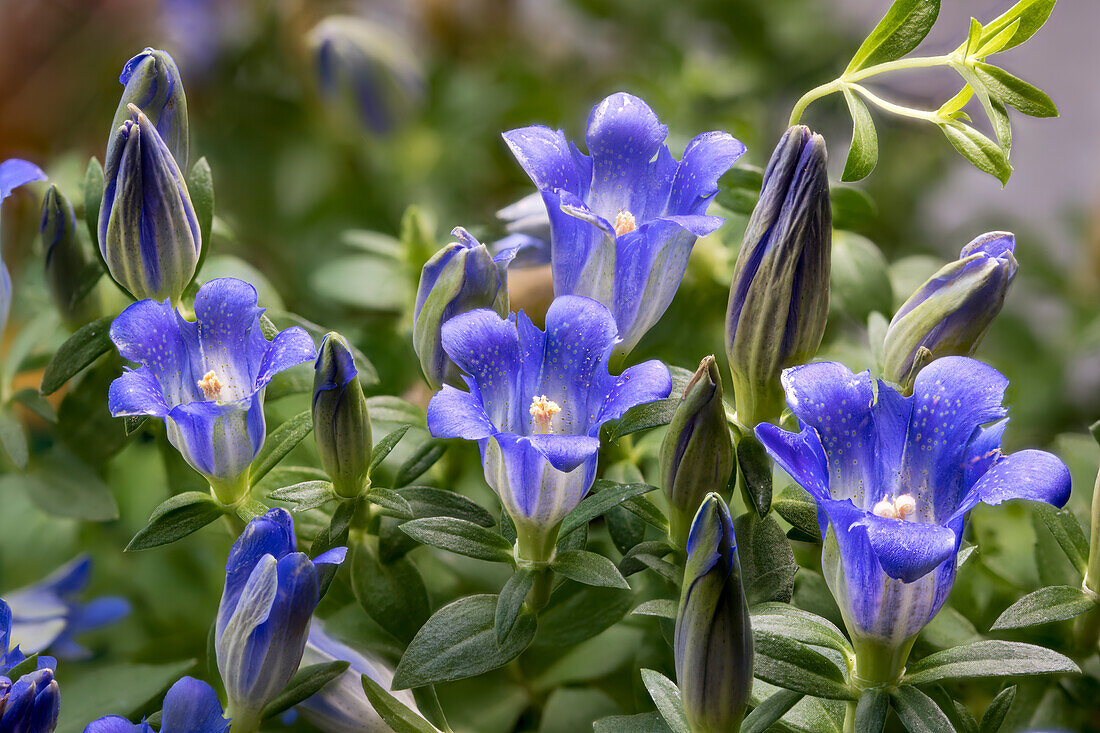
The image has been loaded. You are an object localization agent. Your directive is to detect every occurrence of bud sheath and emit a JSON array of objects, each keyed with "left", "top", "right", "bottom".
[
  {"left": 109, "top": 48, "right": 189, "bottom": 168},
  {"left": 313, "top": 333, "right": 373, "bottom": 498}
]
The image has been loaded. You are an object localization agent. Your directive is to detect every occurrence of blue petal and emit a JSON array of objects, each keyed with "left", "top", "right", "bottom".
[
  {"left": 501, "top": 125, "right": 586, "bottom": 197},
  {"left": 110, "top": 298, "right": 197, "bottom": 406},
  {"left": 219, "top": 509, "right": 296, "bottom": 634},
  {"left": 0, "top": 159, "right": 46, "bottom": 202},
  {"left": 189, "top": 278, "right": 268, "bottom": 400},
  {"left": 551, "top": 190, "right": 615, "bottom": 299},
  {"left": 312, "top": 547, "right": 347, "bottom": 566},
  {"left": 592, "top": 359, "right": 672, "bottom": 430},
  {"left": 256, "top": 327, "right": 316, "bottom": 389},
  {"left": 160, "top": 677, "right": 228, "bottom": 733},
  {"left": 440, "top": 308, "right": 521, "bottom": 430},
  {"left": 584, "top": 93, "right": 668, "bottom": 219},
  {"left": 166, "top": 395, "right": 264, "bottom": 481},
  {"left": 666, "top": 131, "right": 746, "bottom": 217},
  {"left": 526, "top": 433, "right": 602, "bottom": 473},
  {"left": 108, "top": 367, "right": 170, "bottom": 417},
  {"left": 755, "top": 422, "right": 830, "bottom": 504},
  {"left": 427, "top": 384, "right": 496, "bottom": 440},
  {"left": 413, "top": 240, "right": 462, "bottom": 321},
  {"left": 951, "top": 449, "right": 1071, "bottom": 522},
  {"left": 83, "top": 716, "right": 147, "bottom": 733},
  {"left": 962, "top": 418, "right": 1008, "bottom": 489},
  {"left": 485, "top": 433, "right": 598, "bottom": 526},
  {"left": 850, "top": 510, "right": 957, "bottom": 583},
  {"left": 959, "top": 230, "right": 1015, "bottom": 260},
  {"left": 70, "top": 596, "right": 131, "bottom": 633}
]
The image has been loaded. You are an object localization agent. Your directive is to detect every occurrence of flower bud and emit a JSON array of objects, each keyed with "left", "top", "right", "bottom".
[
  {"left": 99, "top": 105, "right": 201, "bottom": 304},
  {"left": 659, "top": 356, "right": 734, "bottom": 549},
  {"left": 1, "top": 159, "right": 47, "bottom": 336},
  {"left": 725, "top": 125, "right": 831, "bottom": 427},
  {"left": 413, "top": 227, "right": 514, "bottom": 389},
  {"left": 313, "top": 333, "right": 372, "bottom": 498},
  {"left": 108, "top": 48, "right": 189, "bottom": 168},
  {"left": 674, "top": 493, "right": 752, "bottom": 733},
  {"left": 0, "top": 667, "right": 60, "bottom": 733},
  {"left": 41, "top": 186, "right": 99, "bottom": 325},
  {"left": 882, "top": 231, "right": 1018, "bottom": 392}
]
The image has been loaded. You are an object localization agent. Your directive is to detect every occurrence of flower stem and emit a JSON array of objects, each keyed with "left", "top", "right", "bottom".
[
  {"left": 789, "top": 80, "right": 844, "bottom": 126},
  {"left": 843, "top": 700, "right": 859, "bottom": 733},
  {"left": 1085, "top": 463, "right": 1100, "bottom": 596},
  {"left": 525, "top": 568, "right": 555, "bottom": 613},
  {"left": 224, "top": 706, "right": 259, "bottom": 733}
]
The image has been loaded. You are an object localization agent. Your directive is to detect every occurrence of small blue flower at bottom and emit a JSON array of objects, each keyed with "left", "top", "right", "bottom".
[
  {"left": 426, "top": 295, "right": 671, "bottom": 561},
  {"left": 83, "top": 676, "right": 228, "bottom": 733},
  {"left": 755, "top": 356, "right": 1070, "bottom": 682},
  {"left": 107, "top": 278, "right": 317, "bottom": 504}
]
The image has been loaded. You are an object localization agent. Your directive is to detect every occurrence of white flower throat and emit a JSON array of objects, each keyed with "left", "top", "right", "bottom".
[
  {"left": 613, "top": 210, "right": 636, "bottom": 237},
  {"left": 872, "top": 493, "right": 917, "bottom": 521},
  {"left": 198, "top": 370, "right": 223, "bottom": 400},
  {"left": 529, "top": 395, "right": 562, "bottom": 434}
]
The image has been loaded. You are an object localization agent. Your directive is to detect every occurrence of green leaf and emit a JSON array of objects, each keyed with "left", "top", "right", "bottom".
[
  {"left": 964, "top": 17, "right": 984, "bottom": 57},
  {"left": 735, "top": 512, "right": 798, "bottom": 605},
  {"left": 841, "top": 88, "right": 879, "bottom": 181},
  {"left": 399, "top": 516, "right": 514, "bottom": 563},
  {"left": 395, "top": 439, "right": 446, "bottom": 486},
  {"left": 990, "top": 585, "right": 1095, "bottom": 630},
  {"left": 830, "top": 186, "right": 878, "bottom": 232},
  {"left": 854, "top": 688, "right": 890, "bottom": 733},
  {"left": 845, "top": 0, "right": 940, "bottom": 74},
  {"left": 979, "top": 685, "right": 1016, "bottom": 733},
  {"left": 773, "top": 485, "right": 821, "bottom": 543},
  {"left": 750, "top": 602, "right": 853, "bottom": 658},
  {"left": 973, "top": 63, "right": 1057, "bottom": 117},
  {"left": 268, "top": 480, "right": 335, "bottom": 511},
  {"left": 890, "top": 685, "right": 953, "bottom": 733},
  {"left": 236, "top": 497, "right": 269, "bottom": 525},
  {"left": 534, "top": 585, "right": 634, "bottom": 648},
  {"left": 370, "top": 424, "right": 412, "bottom": 474},
  {"left": 902, "top": 640, "right": 1079, "bottom": 685},
  {"left": 970, "top": 0, "right": 1056, "bottom": 53},
  {"left": 620, "top": 494, "right": 669, "bottom": 533},
  {"left": 250, "top": 410, "right": 313, "bottom": 485},
  {"left": 365, "top": 395, "right": 425, "bottom": 426},
  {"left": 559, "top": 480, "right": 658, "bottom": 539},
  {"left": 393, "top": 594, "right": 537, "bottom": 689},
  {"left": 639, "top": 669, "right": 691, "bottom": 733},
  {"left": 363, "top": 487, "right": 413, "bottom": 518},
  {"left": 953, "top": 63, "right": 1012, "bottom": 150},
  {"left": 738, "top": 434, "right": 773, "bottom": 515},
  {"left": 124, "top": 414, "right": 149, "bottom": 436},
  {"left": 742, "top": 689, "right": 803, "bottom": 733},
  {"left": 975, "top": 19, "right": 1021, "bottom": 57},
  {"left": 126, "top": 491, "right": 227, "bottom": 550},
  {"left": 261, "top": 661, "right": 349, "bottom": 720},
  {"left": 361, "top": 675, "right": 439, "bottom": 733},
  {"left": 351, "top": 541, "right": 430, "bottom": 644},
  {"left": 83, "top": 157, "right": 105, "bottom": 252},
  {"left": 551, "top": 550, "right": 631, "bottom": 589},
  {"left": 496, "top": 568, "right": 536, "bottom": 643},
  {"left": 594, "top": 712, "right": 672, "bottom": 733},
  {"left": 54, "top": 660, "right": 194, "bottom": 733},
  {"left": 0, "top": 407, "right": 27, "bottom": 469},
  {"left": 606, "top": 397, "right": 678, "bottom": 441},
  {"left": 22, "top": 447, "right": 119, "bottom": 521},
  {"left": 188, "top": 157, "right": 214, "bottom": 276},
  {"left": 632, "top": 599, "right": 677, "bottom": 620},
  {"left": 753, "top": 631, "right": 856, "bottom": 700},
  {"left": 4, "top": 655, "right": 41, "bottom": 681},
  {"left": 1035, "top": 504, "right": 1089, "bottom": 575},
  {"left": 620, "top": 539, "right": 676, "bottom": 577},
  {"left": 939, "top": 122, "right": 1012, "bottom": 184},
  {"left": 10, "top": 388, "right": 57, "bottom": 423},
  {"left": 40, "top": 315, "right": 114, "bottom": 395},
  {"left": 400, "top": 486, "right": 495, "bottom": 525}
]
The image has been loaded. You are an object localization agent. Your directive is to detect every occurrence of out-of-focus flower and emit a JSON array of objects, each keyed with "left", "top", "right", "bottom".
[
  {"left": 99, "top": 105, "right": 200, "bottom": 304},
  {"left": 216, "top": 509, "right": 345, "bottom": 730},
  {"left": 726, "top": 125, "right": 831, "bottom": 428},
  {"left": 0, "top": 666, "right": 60, "bottom": 733},
  {"left": 83, "top": 676, "right": 227, "bottom": 733},
  {"left": 313, "top": 333, "right": 372, "bottom": 498},
  {"left": 756, "top": 357, "right": 1070, "bottom": 685},
  {"left": 306, "top": 15, "right": 425, "bottom": 136},
  {"left": 296, "top": 621, "right": 429, "bottom": 733},
  {"left": 41, "top": 185, "right": 99, "bottom": 326},
  {"left": 0, "top": 159, "right": 48, "bottom": 335},
  {"left": 659, "top": 356, "right": 733, "bottom": 548},
  {"left": 3, "top": 556, "right": 129, "bottom": 660},
  {"left": 674, "top": 494, "right": 751, "bottom": 733},
  {"left": 108, "top": 48, "right": 189, "bottom": 169},
  {"left": 413, "top": 228, "right": 514, "bottom": 389},
  {"left": 882, "top": 231, "right": 1018, "bottom": 392},
  {"left": 493, "top": 192, "right": 551, "bottom": 268},
  {"left": 107, "top": 278, "right": 316, "bottom": 504},
  {"left": 426, "top": 295, "right": 671, "bottom": 562},
  {"left": 503, "top": 93, "right": 745, "bottom": 356}
]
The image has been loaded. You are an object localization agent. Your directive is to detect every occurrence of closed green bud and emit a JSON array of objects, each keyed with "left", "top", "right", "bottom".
[
  {"left": 313, "top": 333, "right": 373, "bottom": 498},
  {"left": 660, "top": 355, "right": 734, "bottom": 549},
  {"left": 109, "top": 48, "right": 189, "bottom": 169},
  {"left": 41, "top": 185, "right": 99, "bottom": 325},
  {"left": 725, "top": 125, "right": 830, "bottom": 427},
  {"left": 675, "top": 493, "right": 752, "bottom": 733}
]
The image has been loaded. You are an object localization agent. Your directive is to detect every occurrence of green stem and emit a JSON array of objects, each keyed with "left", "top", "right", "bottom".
[
  {"left": 789, "top": 80, "right": 844, "bottom": 126},
  {"left": 225, "top": 706, "right": 259, "bottom": 733},
  {"left": 843, "top": 700, "right": 858, "bottom": 733},
  {"left": 1085, "top": 464, "right": 1100, "bottom": 596},
  {"left": 525, "top": 568, "right": 555, "bottom": 613},
  {"left": 846, "top": 84, "right": 942, "bottom": 123},
  {"left": 850, "top": 635, "right": 915, "bottom": 689}
]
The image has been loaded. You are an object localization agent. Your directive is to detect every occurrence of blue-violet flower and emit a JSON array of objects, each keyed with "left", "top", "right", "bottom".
[{"left": 84, "top": 676, "right": 227, "bottom": 733}]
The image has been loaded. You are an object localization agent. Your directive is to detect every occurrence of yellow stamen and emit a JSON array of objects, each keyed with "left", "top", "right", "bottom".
[
  {"left": 198, "top": 370, "right": 223, "bottom": 400},
  {"left": 613, "top": 210, "right": 637, "bottom": 237},
  {"left": 529, "top": 394, "right": 562, "bottom": 434}
]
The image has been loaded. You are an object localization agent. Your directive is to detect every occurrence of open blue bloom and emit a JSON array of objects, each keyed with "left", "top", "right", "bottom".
[
  {"left": 0, "top": 159, "right": 48, "bottom": 335},
  {"left": 4, "top": 556, "right": 129, "bottom": 660},
  {"left": 107, "top": 278, "right": 317, "bottom": 503},
  {"left": 755, "top": 357, "right": 1070, "bottom": 682},
  {"left": 297, "top": 621, "right": 427, "bottom": 733},
  {"left": 0, "top": 665, "right": 60, "bottom": 733},
  {"left": 84, "top": 676, "right": 227, "bottom": 733},
  {"left": 427, "top": 295, "right": 671, "bottom": 560},
  {"left": 503, "top": 93, "right": 745, "bottom": 355},
  {"left": 216, "top": 509, "right": 346, "bottom": 728}
]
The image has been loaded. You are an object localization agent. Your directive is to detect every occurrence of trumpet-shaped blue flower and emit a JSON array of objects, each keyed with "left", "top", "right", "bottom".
[
  {"left": 503, "top": 93, "right": 745, "bottom": 355},
  {"left": 216, "top": 509, "right": 345, "bottom": 728},
  {"left": 427, "top": 295, "right": 671, "bottom": 560},
  {"left": 0, "top": 159, "right": 48, "bottom": 335},
  {"left": 107, "top": 278, "right": 316, "bottom": 503},
  {"left": 3, "top": 556, "right": 129, "bottom": 660},
  {"left": 84, "top": 676, "right": 227, "bottom": 733},
  {"left": 755, "top": 357, "right": 1070, "bottom": 683}
]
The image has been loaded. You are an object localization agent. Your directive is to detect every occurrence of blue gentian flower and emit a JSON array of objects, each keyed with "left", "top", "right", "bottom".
[
  {"left": 0, "top": 159, "right": 48, "bottom": 335},
  {"left": 84, "top": 676, "right": 227, "bottom": 733},
  {"left": 216, "top": 509, "right": 346, "bottom": 729},
  {"left": 3, "top": 556, "right": 129, "bottom": 660},
  {"left": 426, "top": 295, "right": 672, "bottom": 561},
  {"left": 503, "top": 93, "right": 745, "bottom": 355},
  {"left": 107, "top": 278, "right": 317, "bottom": 504},
  {"left": 108, "top": 48, "right": 189, "bottom": 169},
  {"left": 755, "top": 357, "right": 1071, "bottom": 684},
  {"left": 0, "top": 666, "right": 60, "bottom": 733},
  {"left": 297, "top": 621, "right": 428, "bottom": 733}
]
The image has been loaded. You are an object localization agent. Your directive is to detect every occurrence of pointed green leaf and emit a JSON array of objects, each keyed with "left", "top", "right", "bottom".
[
  {"left": 268, "top": 480, "right": 335, "bottom": 511},
  {"left": 854, "top": 688, "right": 890, "bottom": 733},
  {"left": 395, "top": 439, "right": 446, "bottom": 486},
  {"left": 188, "top": 157, "right": 214, "bottom": 276},
  {"left": 753, "top": 631, "right": 856, "bottom": 700},
  {"left": 978, "top": 685, "right": 1016, "bottom": 733},
  {"left": 250, "top": 410, "right": 313, "bottom": 485},
  {"left": 1035, "top": 504, "right": 1089, "bottom": 575},
  {"left": 369, "top": 424, "right": 412, "bottom": 474},
  {"left": 40, "top": 315, "right": 114, "bottom": 395},
  {"left": 361, "top": 675, "right": 439, "bottom": 733},
  {"left": 126, "top": 491, "right": 228, "bottom": 551},
  {"left": 399, "top": 516, "right": 514, "bottom": 563},
  {"left": 639, "top": 669, "right": 690, "bottom": 733},
  {"left": 261, "top": 661, "right": 349, "bottom": 720},
  {"left": 971, "top": 0, "right": 1056, "bottom": 53},
  {"left": 559, "top": 480, "right": 658, "bottom": 539},
  {"left": 890, "top": 685, "right": 953, "bottom": 733},
  {"left": 990, "top": 585, "right": 1095, "bottom": 630},
  {"left": 496, "top": 568, "right": 536, "bottom": 643},
  {"left": 939, "top": 122, "right": 1012, "bottom": 184},
  {"left": 973, "top": 63, "right": 1058, "bottom": 117},
  {"left": 351, "top": 542, "right": 430, "bottom": 644},
  {"left": 83, "top": 157, "right": 105, "bottom": 252},
  {"left": 551, "top": 550, "right": 631, "bottom": 589},
  {"left": 845, "top": 0, "right": 940, "bottom": 74},
  {"left": 841, "top": 88, "right": 879, "bottom": 181},
  {"left": 742, "top": 689, "right": 803, "bottom": 733},
  {"left": 902, "top": 640, "right": 1079, "bottom": 685}
]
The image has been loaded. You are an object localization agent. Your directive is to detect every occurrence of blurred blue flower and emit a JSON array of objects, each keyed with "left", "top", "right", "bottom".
[
  {"left": 0, "top": 665, "right": 60, "bottom": 733},
  {"left": 493, "top": 193, "right": 551, "bottom": 268},
  {"left": 108, "top": 48, "right": 189, "bottom": 169},
  {"left": 3, "top": 556, "right": 129, "bottom": 660},
  {"left": 216, "top": 509, "right": 345, "bottom": 728},
  {"left": 107, "top": 278, "right": 316, "bottom": 504},
  {"left": 503, "top": 93, "right": 745, "bottom": 355},
  {"left": 755, "top": 357, "right": 1071, "bottom": 682},
  {"left": 84, "top": 676, "right": 227, "bottom": 733},
  {"left": 0, "top": 159, "right": 48, "bottom": 335},
  {"left": 426, "top": 295, "right": 671, "bottom": 561},
  {"left": 297, "top": 621, "right": 427, "bottom": 733},
  {"left": 99, "top": 104, "right": 200, "bottom": 304}
]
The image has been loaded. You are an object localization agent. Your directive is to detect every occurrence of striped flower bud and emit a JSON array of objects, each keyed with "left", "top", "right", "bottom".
[
  {"left": 41, "top": 185, "right": 99, "bottom": 325},
  {"left": 313, "top": 333, "right": 372, "bottom": 498},
  {"left": 108, "top": 48, "right": 189, "bottom": 169}
]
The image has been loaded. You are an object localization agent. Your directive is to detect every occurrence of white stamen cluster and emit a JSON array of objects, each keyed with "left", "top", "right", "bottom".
[
  {"left": 872, "top": 493, "right": 917, "bottom": 521},
  {"left": 198, "top": 370, "right": 223, "bottom": 400},
  {"left": 613, "top": 210, "right": 637, "bottom": 237},
  {"left": 529, "top": 394, "right": 562, "bottom": 433}
]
